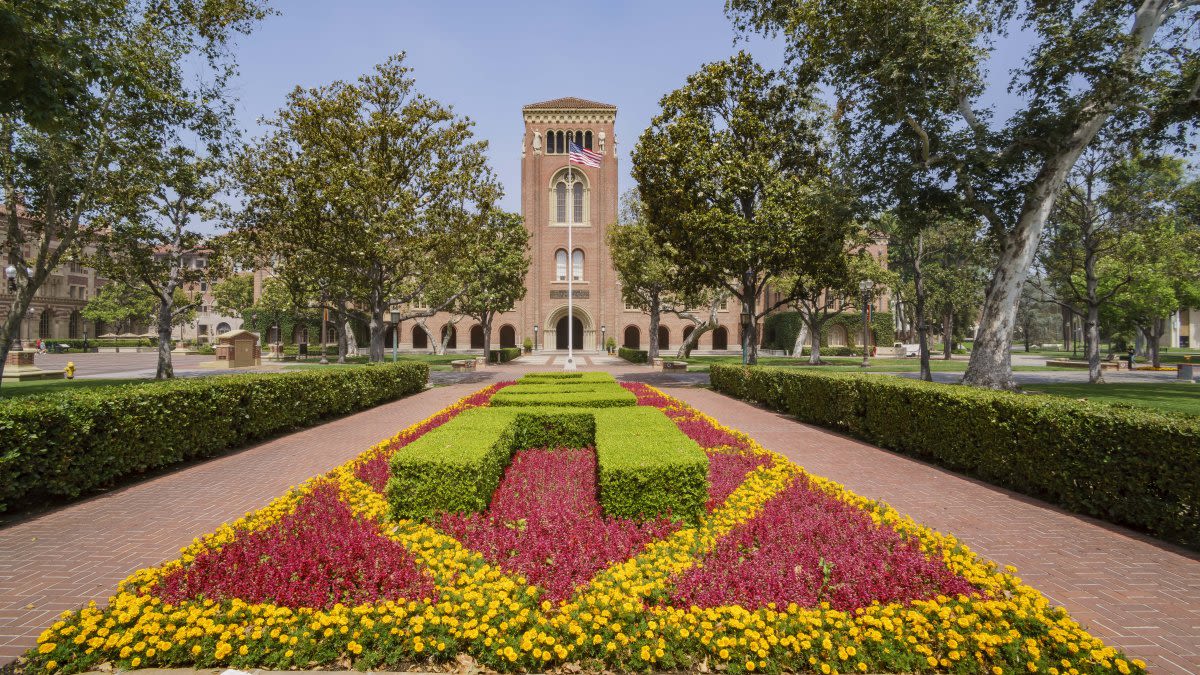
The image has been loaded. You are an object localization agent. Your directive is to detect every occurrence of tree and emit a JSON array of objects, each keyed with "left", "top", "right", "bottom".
[
  {"left": 89, "top": 147, "right": 219, "bottom": 379},
  {"left": 81, "top": 283, "right": 155, "bottom": 334},
  {"left": 729, "top": 0, "right": 1200, "bottom": 388},
  {"left": 0, "top": 0, "right": 268, "bottom": 386},
  {"left": 234, "top": 53, "right": 500, "bottom": 362},
  {"left": 212, "top": 272, "right": 255, "bottom": 320},
  {"left": 453, "top": 210, "right": 530, "bottom": 358},
  {"left": 633, "top": 52, "right": 855, "bottom": 365}
]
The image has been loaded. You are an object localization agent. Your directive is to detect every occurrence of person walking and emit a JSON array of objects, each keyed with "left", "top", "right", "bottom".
[{"left": 1126, "top": 347, "right": 1136, "bottom": 371}]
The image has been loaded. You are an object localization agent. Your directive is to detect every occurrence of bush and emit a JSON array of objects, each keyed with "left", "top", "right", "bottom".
[
  {"left": 489, "top": 347, "right": 522, "bottom": 363},
  {"left": 618, "top": 347, "right": 648, "bottom": 363},
  {"left": 0, "top": 363, "right": 428, "bottom": 512},
  {"left": 521, "top": 372, "right": 615, "bottom": 383},
  {"left": 387, "top": 406, "right": 707, "bottom": 524},
  {"left": 490, "top": 383, "right": 637, "bottom": 408},
  {"left": 709, "top": 364, "right": 1200, "bottom": 547}
]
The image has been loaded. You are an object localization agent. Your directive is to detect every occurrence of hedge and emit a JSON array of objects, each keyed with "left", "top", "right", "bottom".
[
  {"left": 709, "top": 364, "right": 1200, "bottom": 547},
  {"left": 489, "top": 347, "right": 522, "bottom": 363},
  {"left": 490, "top": 387, "right": 637, "bottom": 408},
  {"left": 618, "top": 347, "right": 648, "bottom": 363},
  {"left": 521, "top": 372, "right": 615, "bottom": 383},
  {"left": 387, "top": 405, "right": 707, "bottom": 523},
  {"left": 0, "top": 362, "right": 429, "bottom": 512}
]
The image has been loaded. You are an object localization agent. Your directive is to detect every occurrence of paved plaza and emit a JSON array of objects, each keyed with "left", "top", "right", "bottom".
[{"left": 0, "top": 355, "right": 1197, "bottom": 672}]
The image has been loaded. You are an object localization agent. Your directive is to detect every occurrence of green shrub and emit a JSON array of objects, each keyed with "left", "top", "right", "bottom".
[
  {"left": 490, "top": 387, "right": 636, "bottom": 408},
  {"left": 593, "top": 408, "right": 708, "bottom": 524},
  {"left": 520, "top": 372, "right": 615, "bottom": 383},
  {"left": 761, "top": 311, "right": 895, "bottom": 352},
  {"left": 618, "top": 347, "right": 648, "bottom": 363},
  {"left": 0, "top": 363, "right": 428, "bottom": 512},
  {"left": 489, "top": 347, "right": 522, "bottom": 363},
  {"left": 709, "top": 364, "right": 1200, "bottom": 547},
  {"left": 386, "top": 406, "right": 707, "bottom": 523}
]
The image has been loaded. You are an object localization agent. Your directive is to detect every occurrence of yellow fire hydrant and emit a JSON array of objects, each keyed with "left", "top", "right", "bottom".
[{"left": 64, "top": 361, "right": 76, "bottom": 379}]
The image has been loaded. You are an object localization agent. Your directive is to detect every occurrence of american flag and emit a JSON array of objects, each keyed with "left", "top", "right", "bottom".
[{"left": 568, "top": 141, "right": 602, "bottom": 168}]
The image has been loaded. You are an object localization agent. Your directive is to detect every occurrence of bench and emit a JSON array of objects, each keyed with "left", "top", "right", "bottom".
[
  {"left": 660, "top": 360, "right": 688, "bottom": 371},
  {"left": 450, "top": 359, "right": 477, "bottom": 372}
]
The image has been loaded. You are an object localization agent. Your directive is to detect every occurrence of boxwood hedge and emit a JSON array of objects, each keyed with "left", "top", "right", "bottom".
[
  {"left": 489, "top": 347, "right": 522, "bottom": 364},
  {"left": 0, "top": 363, "right": 428, "bottom": 512},
  {"left": 387, "top": 405, "right": 707, "bottom": 524},
  {"left": 618, "top": 347, "right": 648, "bottom": 364},
  {"left": 709, "top": 364, "right": 1200, "bottom": 547}
]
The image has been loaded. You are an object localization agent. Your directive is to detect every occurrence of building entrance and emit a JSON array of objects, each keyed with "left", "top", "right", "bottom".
[{"left": 555, "top": 315, "right": 584, "bottom": 350}]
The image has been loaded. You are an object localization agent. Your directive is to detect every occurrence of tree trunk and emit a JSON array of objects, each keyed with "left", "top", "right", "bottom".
[
  {"left": 648, "top": 294, "right": 661, "bottom": 361},
  {"left": 482, "top": 313, "right": 493, "bottom": 362},
  {"left": 792, "top": 324, "right": 809, "bottom": 359},
  {"left": 344, "top": 320, "right": 358, "bottom": 356},
  {"left": 1148, "top": 319, "right": 1164, "bottom": 368},
  {"left": 808, "top": 317, "right": 822, "bottom": 365},
  {"left": 913, "top": 247, "right": 932, "bottom": 382},
  {"left": 1084, "top": 248, "right": 1103, "bottom": 383},
  {"left": 368, "top": 302, "right": 386, "bottom": 363},
  {"left": 155, "top": 295, "right": 175, "bottom": 379},
  {"left": 741, "top": 289, "right": 759, "bottom": 365},
  {"left": 942, "top": 306, "right": 953, "bottom": 360},
  {"left": 335, "top": 319, "right": 348, "bottom": 363}
]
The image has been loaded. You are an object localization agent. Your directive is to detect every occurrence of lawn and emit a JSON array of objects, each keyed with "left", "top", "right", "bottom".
[
  {"left": 1024, "top": 382, "right": 1200, "bottom": 416},
  {"left": 0, "top": 377, "right": 148, "bottom": 398},
  {"left": 1023, "top": 348, "right": 1198, "bottom": 364},
  {"left": 681, "top": 354, "right": 1073, "bottom": 373}
]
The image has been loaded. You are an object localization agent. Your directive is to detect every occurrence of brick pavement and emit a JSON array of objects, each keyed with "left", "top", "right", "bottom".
[
  {"left": 664, "top": 386, "right": 1200, "bottom": 674},
  {"left": 0, "top": 382, "right": 483, "bottom": 663}
]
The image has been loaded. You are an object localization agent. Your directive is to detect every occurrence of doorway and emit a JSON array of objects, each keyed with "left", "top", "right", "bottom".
[{"left": 555, "top": 315, "right": 583, "bottom": 350}]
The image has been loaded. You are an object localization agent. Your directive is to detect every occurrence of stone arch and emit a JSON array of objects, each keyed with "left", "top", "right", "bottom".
[
  {"left": 712, "top": 326, "right": 729, "bottom": 350},
  {"left": 657, "top": 325, "right": 670, "bottom": 350},
  {"left": 548, "top": 168, "right": 590, "bottom": 224},
  {"left": 499, "top": 324, "right": 517, "bottom": 348},
  {"left": 545, "top": 305, "right": 594, "bottom": 351},
  {"left": 441, "top": 324, "right": 457, "bottom": 349},
  {"left": 412, "top": 325, "right": 428, "bottom": 350},
  {"left": 469, "top": 324, "right": 485, "bottom": 349},
  {"left": 623, "top": 325, "right": 641, "bottom": 349}
]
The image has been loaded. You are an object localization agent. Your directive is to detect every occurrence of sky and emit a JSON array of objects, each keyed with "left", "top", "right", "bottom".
[{"left": 224, "top": 1, "right": 789, "bottom": 213}]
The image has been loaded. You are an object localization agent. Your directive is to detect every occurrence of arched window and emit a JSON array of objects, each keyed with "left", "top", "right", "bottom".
[
  {"left": 555, "top": 249, "right": 568, "bottom": 281},
  {"left": 412, "top": 325, "right": 428, "bottom": 349},
  {"left": 572, "top": 182, "right": 584, "bottom": 223},
  {"left": 623, "top": 325, "right": 640, "bottom": 349},
  {"left": 69, "top": 311, "right": 81, "bottom": 339},
  {"left": 574, "top": 130, "right": 583, "bottom": 148},
  {"left": 572, "top": 248, "right": 584, "bottom": 281},
  {"left": 469, "top": 324, "right": 485, "bottom": 349},
  {"left": 499, "top": 324, "right": 516, "bottom": 348},
  {"left": 712, "top": 326, "right": 729, "bottom": 350},
  {"left": 658, "top": 325, "right": 670, "bottom": 350},
  {"left": 216, "top": 322, "right": 231, "bottom": 335},
  {"left": 555, "top": 130, "right": 564, "bottom": 154},
  {"left": 39, "top": 309, "right": 51, "bottom": 338},
  {"left": 556, "top": 181, "right": 567, "bottom": 222},
  {"left": 584, "top": 130, "right": 593, "bottom": 150}
]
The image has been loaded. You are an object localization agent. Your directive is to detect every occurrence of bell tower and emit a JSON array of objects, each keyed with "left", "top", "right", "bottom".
[{"left": 518, "top": 97, "right": 619, "bottom": 352}]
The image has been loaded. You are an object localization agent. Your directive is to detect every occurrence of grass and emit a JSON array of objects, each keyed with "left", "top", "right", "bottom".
[
  {"left": 1023, "top": 382, "right": 1200, "bottom": 416},
  {"left": 1023, "top": 349, "right": 1198, "bottom": 364},
  {"left": 679, "top": 355, "right": 1074, "bottom": 373},
  {"left": 0, "top": 377, "right": 149, "bottom": 398}
]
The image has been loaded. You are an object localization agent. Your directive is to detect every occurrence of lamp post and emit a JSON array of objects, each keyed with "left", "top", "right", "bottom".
[
  {"left": 319, "top": 302, "right": 329, "bottom": 365},
  {"left": 740, "top": 305, "right": 752, "bottom": 365},
  {"left": 859, "top": 279, "right": 875, "bottom": 368},
  {"left": 601, "top": 324, "right": 606, "bottom": 354},
  {"left": 532, "top": 324, "right": 538, "bottom": 351},
  {"left": 390, "top": 309, "right": 399, "bottom": 363}
]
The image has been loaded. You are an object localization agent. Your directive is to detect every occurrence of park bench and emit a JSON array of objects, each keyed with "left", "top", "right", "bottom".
[
  {"left": 451, "top": 359, "right": 477, "bottom": 372},
  {"left": 660, "top": 360, "right": 688, "bottom": 371}
]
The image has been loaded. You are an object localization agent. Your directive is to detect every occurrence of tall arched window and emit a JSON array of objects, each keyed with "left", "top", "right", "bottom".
[
  {"left": 555, "top": 130, "right": 564, "bottom": 154},
  {"left": 556, "top": 181, "right": 567, "bottom": 222},
  {"left": 572, "top": 182, "right": 584, "bottom": 222},
  {"left": 555, "top": 249, "right": 568, "bottom": 281},
  {"left": 69, "top": 311, "right": 80, "bottom": 339},
  {"left": 572, "top": 249, "right": 584, "bottom": 281},
  {"left": 574, "top": 130, "right": 583, "bottom": 148},
  {"left": 39, "top": 309, "right": 51, "bottom": 338},
  {"left": 584, "top": 130, "right": 593, "bottom": 150}
]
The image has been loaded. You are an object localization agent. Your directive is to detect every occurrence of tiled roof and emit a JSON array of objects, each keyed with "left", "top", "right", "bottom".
[{"left": 523, "top": 96, "right": 616, "bottom": 110}]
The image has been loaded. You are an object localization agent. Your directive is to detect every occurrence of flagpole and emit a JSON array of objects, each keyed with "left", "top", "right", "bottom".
[{"left": 564, "top": 139, "right": 576, "bottom": 371}]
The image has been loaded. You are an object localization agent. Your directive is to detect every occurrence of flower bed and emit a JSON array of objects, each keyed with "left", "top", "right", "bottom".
[{"left": 23, "top": 378, "right": 1144, "bottom": 675}]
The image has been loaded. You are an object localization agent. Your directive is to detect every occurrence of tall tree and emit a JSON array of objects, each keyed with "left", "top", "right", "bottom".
[
  {"left": 633, "top": 52, "right": 856, "bottom": 364},
  {"left": 729, "top": 0, "right": 1200, "bottom": 388},
  {"left": 0, "top": 0, "right": 268, "bottom": 385},
  {"left": 211, "top": 272, "right": 256, "bottom": 320},
  {"left": 234, "top": 53, "right": 500, "bottom": 362},
  {"left": 89, "top": 147, "right": 220, "bottom": 379},
  {"left": 453, "top": 210, "right": 530, "bottom": 359},
  {"left": 81, "top": 283, "right": 155, "bottom": 335}
]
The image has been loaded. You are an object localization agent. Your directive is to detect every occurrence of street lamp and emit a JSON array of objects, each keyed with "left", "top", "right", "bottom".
[
  {"left": 390, "top": 309, "right": 400, "bottom": 363},
  {"left": 601, "top": 324, "right": 606, "bottom": 354},
  {"left": 4, "top": 264, "right": 16, "bottom": 293},
  {"left": 859, "top": 279, "right": 875, "bottom": 368},
  {"left": 532, "top": 324, "right": 538, "bottom": 351}
]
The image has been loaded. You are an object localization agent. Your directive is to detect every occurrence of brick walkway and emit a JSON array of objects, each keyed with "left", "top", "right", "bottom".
[
  {"left": 663, "top": 386, "right": 1200, "bottom": 674},
  {"left": 0, "top": 382, "right": 482, "bottom": 663}
]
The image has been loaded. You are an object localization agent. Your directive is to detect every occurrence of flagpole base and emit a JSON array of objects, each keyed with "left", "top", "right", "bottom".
[{"left": 563, "top": 356, "right": 577, "bottom": 371}]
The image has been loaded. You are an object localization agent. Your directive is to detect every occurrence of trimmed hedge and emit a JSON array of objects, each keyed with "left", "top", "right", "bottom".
[
  {"left": 0, "top": 363, "right": 429, "bottom": 512},
  {"left": 593, "top": 407, "right": 709, "bottom": 524},
  {"left": 709, "top": 364, "right": 1200, "bottom": 547},
  {"left": 618, "top": 347, "right": 648, "bottom": 364},
  {"left": 520, "top": 372, "right": 615, "bottom": 382},
  {"left": 489, "top": 347, "right": 522, "bottom": 363},
  {"left": 387, "top": 405, "right": 707, "bottom": 523},
  {"left": 490, "top": 388, "right": 637, "bottom": 408}
]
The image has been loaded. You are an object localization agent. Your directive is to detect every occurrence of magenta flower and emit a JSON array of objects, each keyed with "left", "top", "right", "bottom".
[
  {"left": 441, "top": 448, "right": 678, "bottom": 602},
  {"left": 156, "top": 481, "right": 437, "bottom": 609}
]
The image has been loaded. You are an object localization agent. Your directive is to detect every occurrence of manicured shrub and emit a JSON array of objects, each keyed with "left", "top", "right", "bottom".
[
  {"left": 387, "top": 406, "right": 708, "bottom": 523},
  {"left": 520, "top": 371, "right": 614, "bottom": 382},
  {"left": 594, "top": 407, "right": 709, "bottom": 524},
  {"left": 490, "top": 381, "right": 636, "bottom": 408},
  {"left": 618, "top": 346, "right": 648, "bottom": 363},
  {"left": 488, "top": 347, "right": 522, "bottom": 363},
  {"left": 709, "top": 364, "right": 1200, "bottom": 547},
  {"left": 0, "top": 362, "right": 428, "bottom": 512}
]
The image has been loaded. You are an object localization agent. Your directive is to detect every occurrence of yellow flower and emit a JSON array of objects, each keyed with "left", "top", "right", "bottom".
[{"left": 38, "top": 643, "right": 56, "bottom": 654}]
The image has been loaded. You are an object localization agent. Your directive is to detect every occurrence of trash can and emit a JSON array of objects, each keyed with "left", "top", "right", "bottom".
[{"left": 298, "top": 342, "right": 308, "bottom": 358}]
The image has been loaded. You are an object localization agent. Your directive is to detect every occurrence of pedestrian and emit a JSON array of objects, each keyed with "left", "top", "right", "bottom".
[{"left": 1126, "top": 346, "right": 1136, "bottom": 371}]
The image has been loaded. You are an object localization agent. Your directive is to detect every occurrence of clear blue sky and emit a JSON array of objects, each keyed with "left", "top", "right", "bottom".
[{"left": 225, "top": 1, "right": 788, "bottom": 213}]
